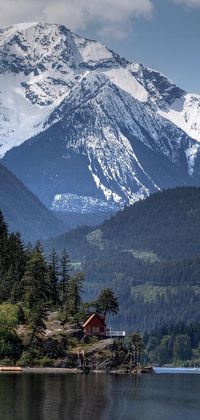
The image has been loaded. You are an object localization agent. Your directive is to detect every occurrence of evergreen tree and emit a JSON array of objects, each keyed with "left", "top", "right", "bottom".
[
  {"left": 0, "top": 210, "right": 9, "bottom": 301},
  {"left": 157, "top": 335, "right": 173, "bottom": 365},
  {"left": 25, "top": 242, "right": 34, "bottom": 260},
  {"left": 65, "top": 272, "right": 84, "bottom": 320},
  {"left": 22, "top": 245, "right": 50, "bottom": 347},
  {"left": 0, "top": 213, "right": 27, "bottom": 303},
  {"left": 129, "top": 333, "right": 144, "bottom": 364},
  {"left": 7, "top": 232, "right": 26, "bottom": 302},
  {"left": 59, "top": 248, "right": 71, "bottom": 304},
  {"left": 0, "top": 210, "right": 8, "bottom": 259},
  {"left": 173, "top": 334, "right": 192, "bottom": 361},
  {"left": 95, "top": 288, "right": 119, "bottom": 317},
  {"left": 48, "top": 249, "right": 59, "bottom": 305}
]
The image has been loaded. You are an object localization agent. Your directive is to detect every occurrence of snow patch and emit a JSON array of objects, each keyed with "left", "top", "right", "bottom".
[
  {"left": 91, "top": 172, "right": 122, "bottom": 204},
  {"left": 13, "top": 22, "right": 39, "bottom": 32},
  {"left": 185, "top": 143, "right": 200, "bottom": 175},
  {"left": 74, "top": 36, "right": 113, "bottom": 65},
  {"left": 105, "top": 68, "right": 148, "bottom": 103},
  {"left": 52, "top": 193, "right": 118, "bottom": 213},
  {"left": 158, "top": 94, "right": 200, "bottom": 142},
  {"left": 0, "top": 73, "right": 52, "bottom": 156}
]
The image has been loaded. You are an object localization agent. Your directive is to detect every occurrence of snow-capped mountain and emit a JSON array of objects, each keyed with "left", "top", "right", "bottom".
[{"left": 1, "top": 22, "right": 200, "bottom": 213}]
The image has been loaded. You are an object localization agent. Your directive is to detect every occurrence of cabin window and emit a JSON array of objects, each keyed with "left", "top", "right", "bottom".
[{"left": 92, "top": 327, "right": 100, "bottom": 333}]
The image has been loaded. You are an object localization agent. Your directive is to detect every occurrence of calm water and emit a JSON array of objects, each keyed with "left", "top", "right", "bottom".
[{"left": 0, "top": 371, "right": 200, "bottom": 420}]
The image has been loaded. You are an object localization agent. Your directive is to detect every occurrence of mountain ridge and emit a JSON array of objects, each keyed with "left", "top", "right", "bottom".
[
  {"left": 0, "top": 162, "right": 64, "bottom": 241},
  {"left": 45, "top": 186, "right": 200, "bottom": 260},
  {"left": 1, "top": 22, "right": 200, "bottom": 214}
]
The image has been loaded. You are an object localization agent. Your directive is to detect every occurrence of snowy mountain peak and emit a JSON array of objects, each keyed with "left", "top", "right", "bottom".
[
  {"left": 10, "top": 22, "right": 40, "bottom": 31},
  {"left": 1, "top": 22, "right": 200, "bottom": 213},
  {"left": 0, "top": 22, "right": 117, "bottom": 71}
]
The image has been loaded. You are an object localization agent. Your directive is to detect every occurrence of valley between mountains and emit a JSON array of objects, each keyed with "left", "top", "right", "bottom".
[{"left": 1, "top": 22, "right": 200, "bottom": 333}]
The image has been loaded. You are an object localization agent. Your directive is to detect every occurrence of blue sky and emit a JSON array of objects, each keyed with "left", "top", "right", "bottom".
[
  {"left": 0, "top": 0, "right": 199, "bottom": 93},
  {"left": 80, "top": 1, "right": 200, "bottom": 94}
]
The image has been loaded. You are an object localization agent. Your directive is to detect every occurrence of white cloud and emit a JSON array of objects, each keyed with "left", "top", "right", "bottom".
[
  {"left": 0, "top": 0, "right": 199, "bottom": 40},
  {"left": 0, "top": 0, "right": 154, "bottom": 39}
]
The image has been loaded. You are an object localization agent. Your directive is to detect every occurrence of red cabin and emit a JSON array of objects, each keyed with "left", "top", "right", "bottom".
[{"left": 83, "top": 314, "right": 107, "bottom": 337}]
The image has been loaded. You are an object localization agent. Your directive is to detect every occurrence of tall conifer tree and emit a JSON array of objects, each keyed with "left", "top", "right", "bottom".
[
  {"left": 65, "top": 272, "right": 84, "bottom": 320},
  {"left": 22, "top": 245, "right": 49, "bottom": 347},
  {"left": 60, "top": 248, "right": 71, "bottom": 304},
  {"left": 48, "top": 249, "right": 59, "bottom": 305}
]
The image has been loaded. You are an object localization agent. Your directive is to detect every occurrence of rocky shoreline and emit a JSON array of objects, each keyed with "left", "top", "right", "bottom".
[{"left": 0, "top": 366, "right": 154, "bottom": 375}]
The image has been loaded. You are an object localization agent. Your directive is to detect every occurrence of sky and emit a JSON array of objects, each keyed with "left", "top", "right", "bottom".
[{"left": 0, "top": 0, "right": 199, "bottom": 93}]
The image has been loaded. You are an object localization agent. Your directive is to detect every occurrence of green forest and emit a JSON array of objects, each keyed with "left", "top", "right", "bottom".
[
  {"left": 1, "top": 186, "right": 200, "bottom": 366},
  {"left": 0, "top": 209, "right": 120, "bottom": 366},
  {"left": 45, "top": 187, "right": 200, "bottom": 331},
  {"left": 143, "top": 322, "right": 200, "bottom": 367}
]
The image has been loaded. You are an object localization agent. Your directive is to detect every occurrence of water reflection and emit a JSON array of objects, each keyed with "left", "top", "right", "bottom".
[
  {"left": 0, "top": 372, "right": 200, "bottom": 420},
  {"left": 0, "top": 373, "right": 141, "bottom": 420}
]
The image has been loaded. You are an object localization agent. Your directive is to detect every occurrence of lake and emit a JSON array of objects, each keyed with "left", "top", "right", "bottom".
[{"left": 0, "top": 370, "right": 200, "bottom": 420}]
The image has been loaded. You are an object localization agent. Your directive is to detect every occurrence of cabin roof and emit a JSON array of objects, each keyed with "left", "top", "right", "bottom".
[{"left": 83, "top": 313, "right": 106, "bottom": 328}]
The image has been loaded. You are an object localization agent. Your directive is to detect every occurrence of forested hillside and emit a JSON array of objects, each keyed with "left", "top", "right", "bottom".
[
  {"left": 45, "top": 187, "right": 200, "bottom": 331},
  {"left": 46, "top": 187, "right": 200, "bottom": 259},
  {"left": 142, "top": 322, "right": 200, "bottom": 367}
]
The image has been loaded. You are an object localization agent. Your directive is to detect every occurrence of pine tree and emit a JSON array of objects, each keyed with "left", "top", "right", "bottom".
[
  {"left": 22, "top": 245, "right": 50, "bottom": 347},
  {"left": 59, "top": 248, "right": 71, "bottom": 304},
  {"left": 0, "top": 214, "right": 27, "bottom": 302},
  {"left": 129, "top": 333, "right": 144, "bottom": 364},
  {"left": 7, "top": 232, "right": 26, "bottom": 303},
  {"left": 65, "top": 272, "right": 84, "bottom": 320},
  {"left": 0, "top": 210, "right": 8, "bottom": 254},
  {"left": 25, "top": 242, "right": 34, "bottom": 260},
  {"left": 48, "top": 249, "right": 59, "bottom": 306},
  {"left": 95, "top": 288, "right": 119, "bottom": 317},
  {"left": 0, "top": 210, "right": 9, "bottom": 301}
]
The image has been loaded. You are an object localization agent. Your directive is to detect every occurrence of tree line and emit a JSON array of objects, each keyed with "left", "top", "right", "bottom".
[{"left": 142, "top": 322, "right": 200, "bottom": 366}]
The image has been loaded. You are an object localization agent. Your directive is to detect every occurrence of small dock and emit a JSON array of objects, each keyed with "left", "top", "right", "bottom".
[
  {"left": 77, "top": 350, "right": 93, "bottom": 373},
  {"left": 107, "top": 330, "right": 126, "bottom": 338},
  {"left": 0, "top": 367, "right": 22, "bottom": 372}
]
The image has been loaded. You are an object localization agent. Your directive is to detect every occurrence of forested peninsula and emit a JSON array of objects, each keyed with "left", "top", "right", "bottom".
[{"left": 1, "top": 208, "right": 200, "bottom": 370}]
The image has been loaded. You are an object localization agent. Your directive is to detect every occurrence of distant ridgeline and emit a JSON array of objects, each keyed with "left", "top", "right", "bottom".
[
  {"left": 0, "top": 162, "right": 64, "bottom": 242},
  {"left": 45, "top": 187, "right": 200, "bottom": 332}
]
